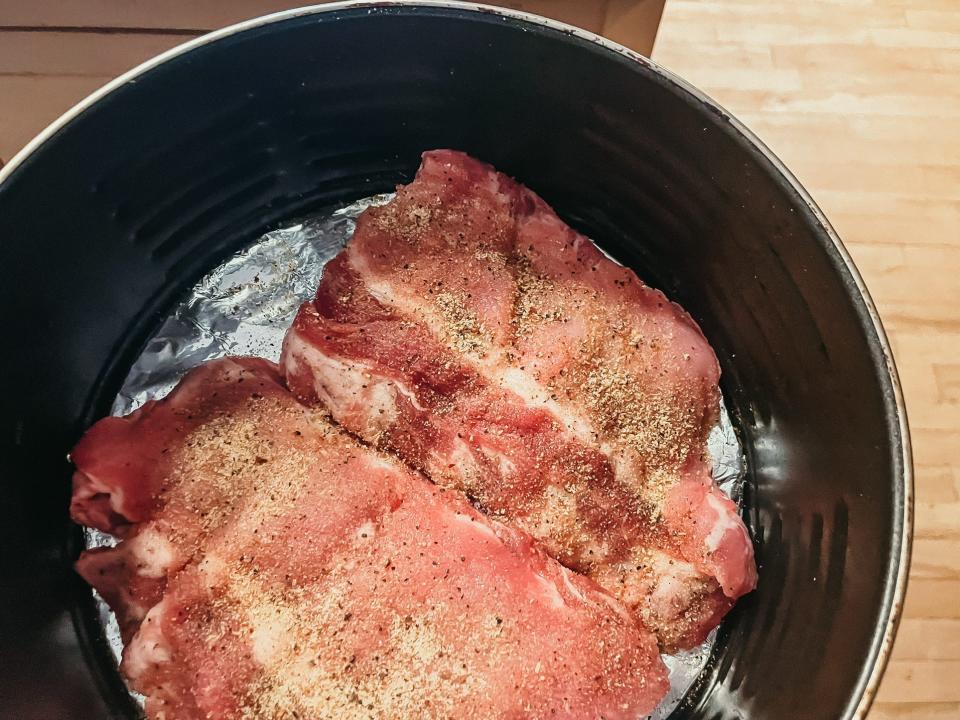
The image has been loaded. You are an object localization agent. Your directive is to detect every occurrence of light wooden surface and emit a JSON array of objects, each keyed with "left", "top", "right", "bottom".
[
  {"left": 0, "top": 0, "right": 662, "bottom": 161},
  {"left": 0, "top": 1, "right": 957, "bottom": 718},
  {"left": 653, "top": 1, "right": 960, "bottom": 718}
]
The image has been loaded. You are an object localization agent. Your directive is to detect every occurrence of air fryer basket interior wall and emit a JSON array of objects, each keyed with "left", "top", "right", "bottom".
[{"left": 0, "top": 4, "right": 910, "bottom": 719}]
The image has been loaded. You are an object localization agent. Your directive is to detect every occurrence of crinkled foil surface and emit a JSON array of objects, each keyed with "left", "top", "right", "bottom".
[{"left": 87, "top": 194, "right": 746, "bottom": 719}]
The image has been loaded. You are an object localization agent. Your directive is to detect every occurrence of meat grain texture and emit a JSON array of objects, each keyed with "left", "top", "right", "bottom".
[
  {"left": 283, "top": 150, "right": 757, "bottom": 651},
  {"left": 72, "top": 358, "right": 668, "bottom": 719}
]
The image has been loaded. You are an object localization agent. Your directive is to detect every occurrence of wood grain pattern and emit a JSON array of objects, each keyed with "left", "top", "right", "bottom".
[
  {"left": 654, "top": 2, "right": 959, "bottom": 717},
  {"left": 0, "top": 0, "right": 955, "bottom": 717},
  {"left": 0, "top": 0, "right": 612, "bottom": 30},
  {"left": 0, "top": 1, "right": 662, "bottom": 162}
]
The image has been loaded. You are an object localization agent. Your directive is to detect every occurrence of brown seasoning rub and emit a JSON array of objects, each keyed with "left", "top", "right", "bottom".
[
  {"left": 280, "top": 151, "right": 754, "bottom": 653},
  {"left": 83, "top": 360, "right": 669, "bottom": 718}
]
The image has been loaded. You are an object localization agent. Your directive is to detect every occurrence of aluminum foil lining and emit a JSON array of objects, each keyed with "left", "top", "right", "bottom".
[{"left": 89, "top": 194, "right": 746, "bottom": 719}]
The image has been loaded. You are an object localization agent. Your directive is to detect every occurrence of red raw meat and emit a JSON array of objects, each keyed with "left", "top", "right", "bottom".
[
  {"left": 282, "top": 150, "right": 756, "bottom": 650},
  {"left": 72, "top": 357, "right": 295, "bottom": 635},
  {"left": 73, "top": 358, "right": 668, "bottom": 718}
]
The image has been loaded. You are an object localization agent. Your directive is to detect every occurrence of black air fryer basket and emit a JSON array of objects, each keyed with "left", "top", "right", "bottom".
[{"left": 0, "top": 3, "right": 911, "bottom": 719}]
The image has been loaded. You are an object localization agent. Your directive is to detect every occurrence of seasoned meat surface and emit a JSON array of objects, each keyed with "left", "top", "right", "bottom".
[
  {"left": 72, "top": 358, "right": 668, "bottom": 719},
  {"left": 282, "top": 150, "right": 756, "bottom": 650}
]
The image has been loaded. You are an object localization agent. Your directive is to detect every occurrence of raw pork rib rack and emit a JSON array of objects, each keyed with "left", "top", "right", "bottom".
[
  {"left": 282, "top": 150, "right": 756, "bottom": 650},
  {"left": 71, "top": 358, "right": 668, "bottom": 719}
]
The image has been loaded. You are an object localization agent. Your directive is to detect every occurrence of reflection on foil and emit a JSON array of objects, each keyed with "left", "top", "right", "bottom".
[
  {"left": 111, "top": 194, "right": 394, "bottom": 416},
  {"left": 90, "top": 193, "right": 746, "bottom": 719},
  {"left": 709, "top": 395, "right": 745, "bottom": 499}
]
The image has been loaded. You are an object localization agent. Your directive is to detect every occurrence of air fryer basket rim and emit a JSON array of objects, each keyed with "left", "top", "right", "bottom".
[{"left": 0, "top": 3, "right": 913, "bottom": 718}]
